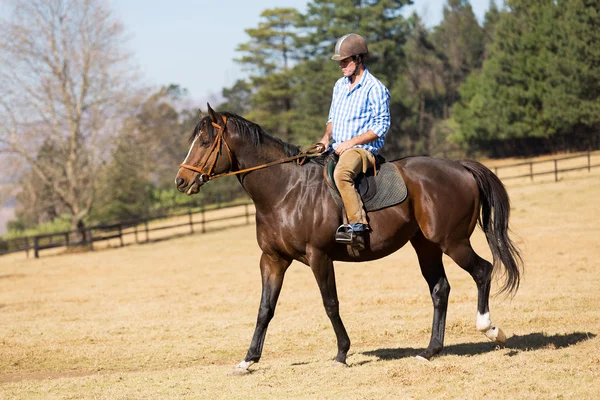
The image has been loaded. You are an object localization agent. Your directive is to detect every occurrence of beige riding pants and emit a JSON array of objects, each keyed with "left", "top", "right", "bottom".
[{"left": 333, "top": 148, "right": 376, "bottom": 225}]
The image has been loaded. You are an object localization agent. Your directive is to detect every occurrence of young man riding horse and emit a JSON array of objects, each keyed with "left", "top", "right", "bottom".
[{"left": 318, "top": 33, "right": 391, "bottom": 250}]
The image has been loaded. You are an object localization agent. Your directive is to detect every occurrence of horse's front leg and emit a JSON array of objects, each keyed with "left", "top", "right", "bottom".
[
  {"left": 310, "top": 253, "right": 351, "bottom": 365},
  {"left": 233, "top": 252, "right": 291, "bottom": 374}
]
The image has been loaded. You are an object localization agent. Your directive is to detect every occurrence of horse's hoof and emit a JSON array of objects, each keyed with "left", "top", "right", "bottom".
[
  {"left": 229, "top": 360, "right": 254, "bottom": 376},
  {"left": 484, "top": 326, "right": 507, "bottom": 345},
  {"left": 495, "top": 327, "right": 507, "bottom": 345},
  {"left": 415, "top": 355, "right": 430, "bottom": 362},
  {"left": 332, "top": 360, "right": 348, "bottom": 368}
]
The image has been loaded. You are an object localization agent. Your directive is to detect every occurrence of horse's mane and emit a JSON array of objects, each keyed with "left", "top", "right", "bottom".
[{"left": 189, "top": 112, "right": 301, "bottom": 158}]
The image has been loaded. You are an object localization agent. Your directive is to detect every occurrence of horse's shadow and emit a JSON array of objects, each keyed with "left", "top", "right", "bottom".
[{"left": 362, "top": 332, "right": 596, "bottom": 360}]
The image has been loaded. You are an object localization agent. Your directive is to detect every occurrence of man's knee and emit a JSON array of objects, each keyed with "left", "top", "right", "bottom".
[{"left": 333, "top": 166, "right": 355, "bottom": 184}]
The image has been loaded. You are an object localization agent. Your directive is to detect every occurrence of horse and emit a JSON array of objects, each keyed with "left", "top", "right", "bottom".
[{"left": 175, "top": 105, "right": 523, "bottom": 374}]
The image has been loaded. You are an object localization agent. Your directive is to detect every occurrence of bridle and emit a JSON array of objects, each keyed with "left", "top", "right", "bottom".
[{"left": 179, "top": 116, "right": 324, "bottom": 184}]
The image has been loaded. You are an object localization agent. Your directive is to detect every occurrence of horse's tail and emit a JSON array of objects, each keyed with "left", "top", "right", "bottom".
[{"left": 459, "top": 160, "right": 523, "bottom": 296}]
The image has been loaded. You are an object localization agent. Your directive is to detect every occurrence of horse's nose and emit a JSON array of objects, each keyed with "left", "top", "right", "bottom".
[{"left": 176, "top": 177, "right": 186, "bottom": 189}]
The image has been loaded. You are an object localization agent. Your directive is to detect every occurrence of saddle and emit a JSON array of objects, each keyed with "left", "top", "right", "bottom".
[{"left": 322, "top": 153, "right": 408, "bottom": 212}]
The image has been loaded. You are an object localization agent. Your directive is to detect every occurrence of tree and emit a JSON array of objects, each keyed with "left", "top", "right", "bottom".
[
  {"left": 393, "top": 16, "right": 447, "bottom": 155},
  {"left": 432, "top": 0, "right": 485, "bottom": 116},
  {"left": 482, "top": 0, "right": 502, "bottom": 58},
  {"left": 219, "top": 79, "right": 252, "bottom": 116},
  {"left": 452, "top": 0, "right": 600, "bottom": 155},
  {"left": 541, "top": 0, "right": 600, "bottom": 148},
  {"left": 235, "top": 8, "right": 302, "bottom": 141},
  {"left": 0, "top": 0, "right": 140, "bottom": 240}
]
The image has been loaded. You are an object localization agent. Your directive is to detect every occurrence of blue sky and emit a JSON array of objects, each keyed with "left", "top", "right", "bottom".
[{"left": 112, "top": 0, "right": 500, "bottom": 103}]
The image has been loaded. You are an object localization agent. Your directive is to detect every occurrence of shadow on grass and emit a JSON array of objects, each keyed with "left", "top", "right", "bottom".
[{"left": 363, "top": 332, "right": 596, "bottom": 360}]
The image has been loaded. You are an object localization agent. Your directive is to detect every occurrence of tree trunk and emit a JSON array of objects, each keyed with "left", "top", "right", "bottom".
[{"left": 71, "top": 217, "right": 88, "bottom": 245}]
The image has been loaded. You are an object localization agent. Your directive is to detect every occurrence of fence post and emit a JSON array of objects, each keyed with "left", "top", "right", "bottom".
[
  {"left": 245, "top": 204, "right": 250, "bottom": 225},
  {"left": 134, "top": 223, "right": 139, "bottom": 244},
  {"left": 588, "top": 151, "right": 591, "bottom": 172},
  {"left": 529, "top": 162, "right": 533, "bottom": 181},
  {"left": 201, "top": 207, "right": 206, "bottom": 233},
  {"left": 34, "top": 236, "right": 39, "bottom": 259},
  {"left": 88, "top": 229, "right": 94, "bottom": 251},
  {"left": 188, "top": 208, "right": 194, "bottom": 234},
  {"left": 25, "top": 237, "right": 30, "bottom": 258},
  {"left": 494, "top": 166, "right": 498, "bottom": 176},
  {"left": 554, "top": 159, "right": 558, "bottom": 182},
  {"left": 144, "top": 220, "right": 149, "bottom": 242},
  {"left": 118, "top": 225, "right": 124, "bottom": 247},
  {"left": 65, "top": 232, "right": 70, "bottom": 248}
]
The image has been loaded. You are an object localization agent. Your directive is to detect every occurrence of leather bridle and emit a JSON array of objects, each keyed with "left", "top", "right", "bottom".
[{"left": 179, "top": 116, "right": 324, "bottom": 183}]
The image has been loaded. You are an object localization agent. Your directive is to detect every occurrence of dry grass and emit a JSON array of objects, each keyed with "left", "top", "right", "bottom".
[{"left": 1, "top": 168, "right": 599, "bottom": 399}]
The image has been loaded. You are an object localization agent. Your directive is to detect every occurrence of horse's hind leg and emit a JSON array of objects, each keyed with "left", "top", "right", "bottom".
[
  {"left": 446, "top": 241, "right": 506, "bottom": 344},
  {"left": 410, "top": 233, "right": 450, "bottom": 361}
]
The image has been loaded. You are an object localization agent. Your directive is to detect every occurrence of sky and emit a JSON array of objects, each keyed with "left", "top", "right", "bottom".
[{"left": 112, "top": 0, "right": 500, "bottom": 103}]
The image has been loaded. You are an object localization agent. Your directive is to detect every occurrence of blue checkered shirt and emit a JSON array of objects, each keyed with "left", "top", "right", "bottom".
[{"left": 326, "top": 69, "right": 391, "bottom": 155}]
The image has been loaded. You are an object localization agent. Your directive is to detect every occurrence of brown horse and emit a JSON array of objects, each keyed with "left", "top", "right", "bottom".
[{"left": 175, "top": 105, "right": 523, "bottom": 373}]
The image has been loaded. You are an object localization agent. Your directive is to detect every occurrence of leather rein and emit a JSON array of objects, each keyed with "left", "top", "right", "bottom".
[{"left": 179, "top": 116, "right": 324, "bottom": 183}]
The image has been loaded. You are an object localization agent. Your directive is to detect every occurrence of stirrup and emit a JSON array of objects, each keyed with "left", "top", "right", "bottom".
[{"left": 335, "top": 224, "right": 356, "bottom": 244}]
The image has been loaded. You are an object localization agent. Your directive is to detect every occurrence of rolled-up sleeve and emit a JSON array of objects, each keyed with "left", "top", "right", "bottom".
[
  {"left": 327, "top": 80, "right": 341, "bottom": 125},
  {"left": 367, "top": 85, "right": 391, "bottom": 137}
]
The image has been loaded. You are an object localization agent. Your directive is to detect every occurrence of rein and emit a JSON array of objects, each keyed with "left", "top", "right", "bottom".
[{"left": 179, "top": 116, "right": 324, "bottom": 183}]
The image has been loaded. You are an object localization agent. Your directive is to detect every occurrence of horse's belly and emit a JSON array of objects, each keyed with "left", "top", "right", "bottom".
[{"left": 333, "top": 203, "right": 418, "bottom": 262}]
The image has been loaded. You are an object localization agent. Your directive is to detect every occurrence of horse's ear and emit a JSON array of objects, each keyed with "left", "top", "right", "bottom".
[
  {"left": 207, "top": 103, "right": 218, "bottom": 123},
  {"left": 197, "top": 108, "right": 204, "bottom": 118}
]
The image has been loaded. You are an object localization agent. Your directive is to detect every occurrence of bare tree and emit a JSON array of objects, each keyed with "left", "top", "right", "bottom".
[{"left": 0, "top": 0, "right": 140, "bottom": 240}]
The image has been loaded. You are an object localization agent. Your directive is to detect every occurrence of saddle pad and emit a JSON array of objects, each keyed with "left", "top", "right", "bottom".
[{"left": 328, "top": 162, "right": 408, "bottom": 212}]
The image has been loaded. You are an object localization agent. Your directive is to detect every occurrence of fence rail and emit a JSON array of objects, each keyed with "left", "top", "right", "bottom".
[
  {"left": 0, "top": 203, "right": 255, "bottom": 259},
  {"left": 492, "top": 151, "right": 600, "bottom": 181}
]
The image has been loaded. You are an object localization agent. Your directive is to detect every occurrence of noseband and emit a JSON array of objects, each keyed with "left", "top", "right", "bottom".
[{"left": 179, "top": 116, "right": 324, "bottom": 183}]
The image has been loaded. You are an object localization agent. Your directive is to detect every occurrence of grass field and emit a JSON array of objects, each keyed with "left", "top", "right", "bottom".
[{"left": 1, "top": 166, "right": 599, "bottom": 399}]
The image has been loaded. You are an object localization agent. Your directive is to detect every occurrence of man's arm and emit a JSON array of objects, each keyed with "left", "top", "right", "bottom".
[
  {"left": 334, "top": 130, "right": 379, "bottom": 154},
  {"left": 319, "top": 122, "right": 333, "bottom": 149}
]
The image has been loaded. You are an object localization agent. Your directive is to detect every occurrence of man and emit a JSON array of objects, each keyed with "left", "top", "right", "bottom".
[{"left": 318, "top": 33, "right": 391, "bottom": 250}]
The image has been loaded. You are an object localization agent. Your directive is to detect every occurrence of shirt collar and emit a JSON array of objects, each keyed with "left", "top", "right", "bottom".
[{"left": 344, "top": 68, "right": 370, "bottom": 88}]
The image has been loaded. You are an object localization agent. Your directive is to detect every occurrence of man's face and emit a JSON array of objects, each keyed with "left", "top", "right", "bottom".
[{"left": 339, "top": 57, "right": 357, "bottom": 77}]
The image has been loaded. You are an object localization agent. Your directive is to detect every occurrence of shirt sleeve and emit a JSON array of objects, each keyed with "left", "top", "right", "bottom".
[
  {"left": 326, "top": 80, "right": 340, "bottom": 125},
  {"left": 367, "top": 84, "right": 391, "bottom": 137}
]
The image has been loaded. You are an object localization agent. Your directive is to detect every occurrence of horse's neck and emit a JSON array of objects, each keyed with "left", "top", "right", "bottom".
[{"left": 235, "top": 144, "right": 314, "bottom": 212}]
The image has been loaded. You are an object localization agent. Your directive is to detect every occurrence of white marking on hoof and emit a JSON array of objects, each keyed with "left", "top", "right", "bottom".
[
  {"left": 484, "top": 326, "right": 506, "bottom": 345},
  {"left": 415, "top": 355, "right": 430, "bottom": 362},
  {"left": 230, "top": 360, "right": 254, "bottom": 375},
  {"left": 332, "top": 360, "right": 348, "bottom": 368},
  {"left": 494, "top": 327, "right": 507, "bottom": 345},
  {"left": 476, "top": 312, "right": 492, "bottom": 332}
]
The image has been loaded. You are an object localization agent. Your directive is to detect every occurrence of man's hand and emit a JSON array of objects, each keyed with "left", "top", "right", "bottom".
[
  {"left": 315, "top": 142, "right": 327, "bottom": 153},
  {"left": 334, "top": 140, "right": 355, "bottom": 155}
]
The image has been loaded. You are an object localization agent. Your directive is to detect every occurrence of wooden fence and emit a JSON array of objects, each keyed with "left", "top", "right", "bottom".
[
  {"left": 2, "top": 151, "right": 599, "bottom": 260},
  {"left": 0, "top": 203, "right": 255, "bottom": 259},
  {"left": 492, "top": 151, "right": 600, "bottom": 182}
]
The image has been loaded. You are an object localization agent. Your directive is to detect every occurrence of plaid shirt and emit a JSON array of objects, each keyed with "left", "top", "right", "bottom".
[{"left": 326, "top": 69, "right": 391, "bottom": 155}]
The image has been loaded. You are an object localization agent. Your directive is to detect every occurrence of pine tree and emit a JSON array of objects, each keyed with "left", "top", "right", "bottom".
[{"left": 452, "top": 0, "right": 600, "bottom": 154}]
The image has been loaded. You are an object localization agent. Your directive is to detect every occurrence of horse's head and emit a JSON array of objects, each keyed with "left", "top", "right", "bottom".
[{"left": 175, "top": 104, "right": 234, "bottom": 195}]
